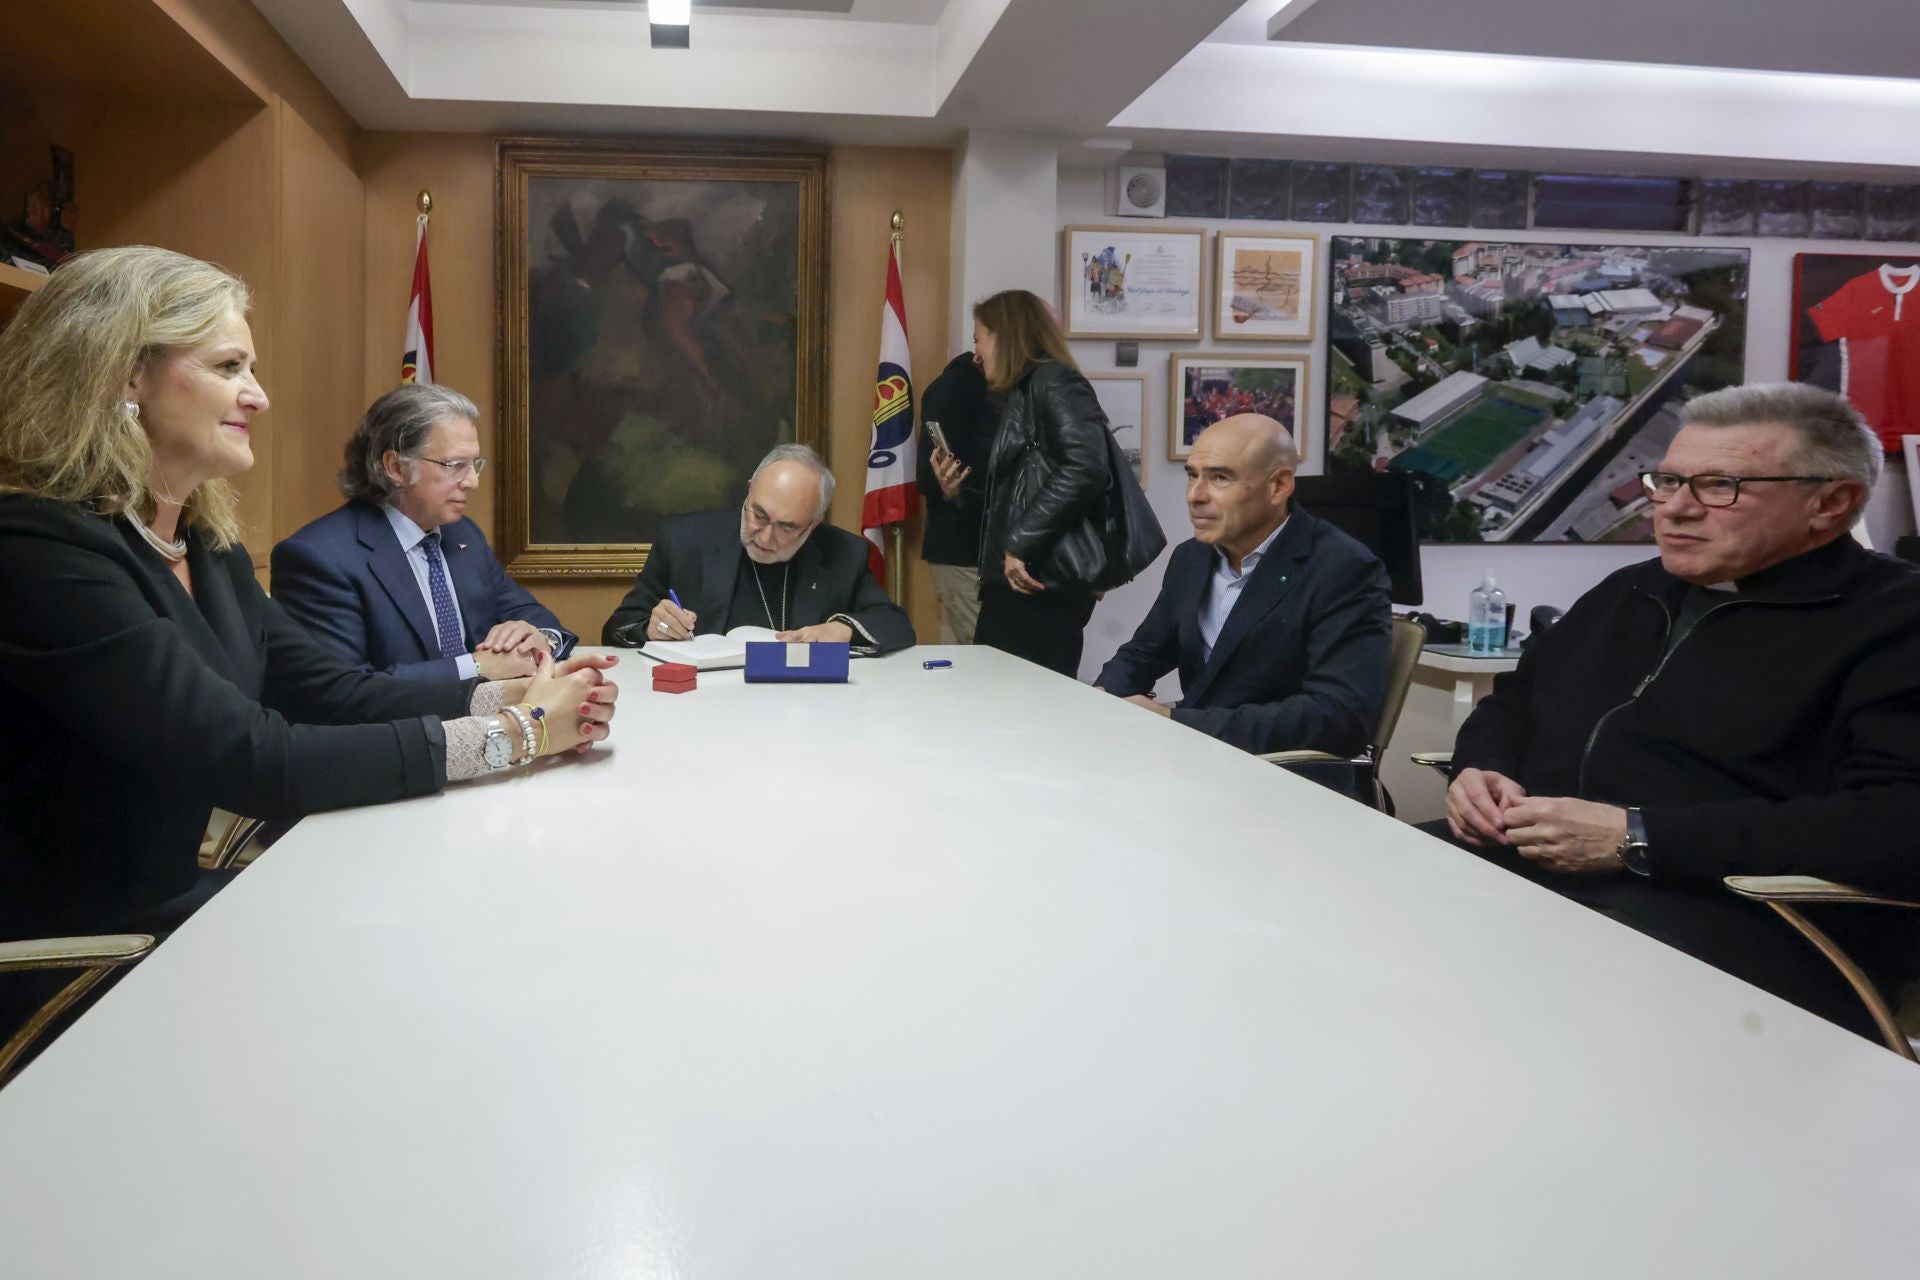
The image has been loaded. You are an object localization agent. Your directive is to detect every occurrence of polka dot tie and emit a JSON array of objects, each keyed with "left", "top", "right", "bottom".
[{"left": 421, "top": 531, "right": 466, "bottom": 659}]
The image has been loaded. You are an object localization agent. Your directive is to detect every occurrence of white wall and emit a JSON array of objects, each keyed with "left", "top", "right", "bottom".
[
  {"left": 1055, "top": 165, "right": 1920, "bottom": 685},
  {"left": 948, "top": 132, "right": 1059, "bottom": 350}
]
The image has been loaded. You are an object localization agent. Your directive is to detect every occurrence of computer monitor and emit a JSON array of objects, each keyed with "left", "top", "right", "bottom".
[{"left": 1292, "top": 470, "right": 1424, "bottom": 607}]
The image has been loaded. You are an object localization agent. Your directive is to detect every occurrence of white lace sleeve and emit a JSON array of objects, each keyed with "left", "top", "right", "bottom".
[
  {"left": 468, "top": 682, "right": 508, "bottom": 717},
  {"left": 444, "top": 716, "right": 492, "bottom": 782}
]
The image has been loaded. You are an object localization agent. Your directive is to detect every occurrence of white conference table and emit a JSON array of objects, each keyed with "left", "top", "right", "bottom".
[{"left": 1, "top": 646, "right": 1916, "bottom": 1278}]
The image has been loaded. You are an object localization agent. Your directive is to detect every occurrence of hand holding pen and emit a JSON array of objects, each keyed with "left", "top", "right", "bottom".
[{"left": 647, "top": 588, "right": 698, "bottom": 640}]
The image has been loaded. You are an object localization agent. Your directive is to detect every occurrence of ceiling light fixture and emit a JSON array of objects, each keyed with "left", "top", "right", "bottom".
[{"left": 650, "top": 0, "right": 690, "bottom": 49}]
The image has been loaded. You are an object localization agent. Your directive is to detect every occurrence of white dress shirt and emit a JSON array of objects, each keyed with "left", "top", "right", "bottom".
[
  {"left": 1198, "top": 518, "right": 1287, "bottom": 663},
  {"left": 383, "top": 505, "right": 478, "bottom": 680}
]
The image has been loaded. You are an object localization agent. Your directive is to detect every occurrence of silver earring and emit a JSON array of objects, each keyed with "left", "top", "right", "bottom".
[{"left": 124, "top": 400, "right": 141, "bottom": 420}]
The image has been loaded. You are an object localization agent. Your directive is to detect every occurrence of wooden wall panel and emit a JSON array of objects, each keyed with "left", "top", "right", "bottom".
[{"left": 273, "top": 104, "right": 368, "bottom": 538}]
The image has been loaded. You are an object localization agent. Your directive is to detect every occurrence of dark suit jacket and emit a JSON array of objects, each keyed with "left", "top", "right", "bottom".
[
  {"left": 602, "top": 508, "right": 916, "bottom": 653},
  {"left": 0, "top": 496, "right": 470, "bottom": 941},
  {"left": 1094, "top": 506, "right": 1391, "bottom": 755},
  {"left": 271, "top": 501, "right": 574, "bottom": 681}
]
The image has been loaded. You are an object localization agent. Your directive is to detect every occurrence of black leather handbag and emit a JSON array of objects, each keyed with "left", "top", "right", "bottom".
[{"left": 1032, "top": 431, "right": 1166, "bottom": 592}]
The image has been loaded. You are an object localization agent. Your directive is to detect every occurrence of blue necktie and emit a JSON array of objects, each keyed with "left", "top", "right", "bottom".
[{"left": 421, "top": 531, "right": 466, "bottom": 659}]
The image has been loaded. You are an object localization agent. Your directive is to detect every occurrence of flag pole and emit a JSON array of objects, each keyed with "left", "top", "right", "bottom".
[{"left": 887, "top": 209, "right": 906, "bottom": 604}]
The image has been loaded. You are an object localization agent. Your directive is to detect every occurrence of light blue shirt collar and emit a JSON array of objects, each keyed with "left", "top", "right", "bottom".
[{"left": 383, "top": 503, "right": 436, "bottom": 553}]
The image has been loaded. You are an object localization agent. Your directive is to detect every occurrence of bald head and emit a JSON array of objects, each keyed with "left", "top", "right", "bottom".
[{"left": 1184, "top": 413, "right": 1298, "bottom": 568}]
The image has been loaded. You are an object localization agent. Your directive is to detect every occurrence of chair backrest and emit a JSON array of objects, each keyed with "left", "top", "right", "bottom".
[{"left": 1373, "top": 617, "right": 1427, "bottom": 755}]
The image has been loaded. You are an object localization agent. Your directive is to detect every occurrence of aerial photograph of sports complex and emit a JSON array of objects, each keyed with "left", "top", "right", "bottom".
[{"left": 1325, "top": 237, "right": 1749, "bottom": 543}]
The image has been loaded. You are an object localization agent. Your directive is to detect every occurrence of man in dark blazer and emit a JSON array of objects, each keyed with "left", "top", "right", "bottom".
[
  {"left": 1095, "top": 414, "right": 1390, "bottom": 755},
  {"left": 272, "top": 384, "right": 576, "bottom": 682},
  {"left": 603, "top": 443, "right": 914, "bottom": 654}
]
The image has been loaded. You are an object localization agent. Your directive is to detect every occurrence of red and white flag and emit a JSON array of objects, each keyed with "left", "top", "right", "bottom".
[
  {"left": 861, "top": 240, "right": 917, "bottom": 581},
  {"left": 400, "top": 213, "right": 435, "bottom": 385}
]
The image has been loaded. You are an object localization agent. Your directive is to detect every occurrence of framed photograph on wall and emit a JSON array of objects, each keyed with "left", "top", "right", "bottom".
[
  {"left": 1062, "top": 225, "right": 1205, "bottom": 340},
  {"left": 496, "top": 137, "right": 829, "bottom": 577},
  {"left": 1790, "top": 252, "right": 1920, "bottom": 456},
  {"left": 1324, "top": 235, "right": 1749, "bottom": 545},
  {"left": 1906, "top": 436, "right": 1920, "bottom": 532},
  {"left": 1169, "top": 353, "right": 1309, "bottom": 462},
  {"left": 1213, "top": 231, "right": 1318, "bottom": 342},
  {"left": 1088, "top": 374, "right": 1148, "bottom": 486}
]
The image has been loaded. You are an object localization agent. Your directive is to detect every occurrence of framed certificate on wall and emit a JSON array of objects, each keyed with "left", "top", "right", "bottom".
[{"left": 1062, "top": 225, "right": 1204, "bottom": 340}]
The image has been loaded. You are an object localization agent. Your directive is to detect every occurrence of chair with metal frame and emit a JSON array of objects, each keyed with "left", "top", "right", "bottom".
[
  {"left": 1409, "top": 752, "right": 1920, "bottom": 1060},
  {"left": 1260, "top": 616, "right": 1426, "bottom": 813},
  {"left": 0, "top": 934, "right": 154, "bottom": 1087}
]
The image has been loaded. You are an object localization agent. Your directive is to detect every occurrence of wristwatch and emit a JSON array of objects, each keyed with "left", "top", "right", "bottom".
[
  {"left": 1617, "top": 807, "right": 1652, "bottom": 878},
  {"left": 481, "top": 716, "right": 516, "bottom": 771}
]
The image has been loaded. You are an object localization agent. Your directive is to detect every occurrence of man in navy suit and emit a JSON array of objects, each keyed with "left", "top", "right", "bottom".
[
  {"left": 272, "top": 384, "right": 575, "bottom": 682},
  {"left": 1094, "top": 413, "right": 1390, "bottom": 755}
]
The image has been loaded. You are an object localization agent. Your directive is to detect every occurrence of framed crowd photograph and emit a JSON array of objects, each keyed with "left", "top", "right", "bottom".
[
  {"left": 1087, "top": 373, "right": 1148, "bottom": 486},
  {"left": 1213, "top": 231, "right": 1318, "bottom": 342},
  {"left": 1169, "top": 353, "right": 1309, "bottom": 462},
  {"left": 495, "top": 137, "right": 829, "bottom": 577},
  {"left": 1062, "top": 225, "right": 1205, "bottom": 340}
]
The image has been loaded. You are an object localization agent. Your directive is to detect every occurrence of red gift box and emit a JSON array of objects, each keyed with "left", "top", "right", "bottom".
[{"left": 652, "top": 662, "right": 697, "bottom": 694}]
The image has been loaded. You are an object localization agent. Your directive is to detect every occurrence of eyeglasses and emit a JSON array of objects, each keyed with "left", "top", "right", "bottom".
[
  {"left": 742, "top": 500, "right": 808, "bottom": 541},
  {"left": 1638, "top": 470, "right": 1835, "bottom": 508},
  {"left": 410, "top": 455, "right": 488, "bottom": 479}
]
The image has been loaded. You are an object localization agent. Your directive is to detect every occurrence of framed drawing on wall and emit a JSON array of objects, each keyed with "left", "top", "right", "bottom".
[
  {"left": 496, "top": 137, "right": 829, "bottom": 577},
  {"left": 1062, "top": 225, "right": 1204, "bottom": 340},
  {"left": 1087, "top": 374, "right": 1148, "bottom": 485},
  {"left": 1169, "top": 353, "right": 1309, "bottom": 462},
  {"left": 1213, "top": 231, "right": 1318, "bottom": 342}
]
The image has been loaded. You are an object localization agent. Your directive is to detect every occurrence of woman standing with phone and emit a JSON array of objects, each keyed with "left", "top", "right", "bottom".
[{"left": 953, "top": 290, "right": 1115, "bottom": 676}]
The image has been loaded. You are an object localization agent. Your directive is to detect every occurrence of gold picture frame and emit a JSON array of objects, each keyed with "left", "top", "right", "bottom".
[
  {"left": 1212, "top": 231, "right": 1319, "bottom": 342},
  {"left": 496, "top": 137, "right": 829, "bottom": 577}
]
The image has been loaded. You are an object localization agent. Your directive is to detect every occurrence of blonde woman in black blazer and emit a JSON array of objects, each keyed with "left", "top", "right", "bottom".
[{"left": 0, "top": 247, "right": 623, "bottom": 1047}]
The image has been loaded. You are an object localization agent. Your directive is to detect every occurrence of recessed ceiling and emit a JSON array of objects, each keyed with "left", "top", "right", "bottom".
[{"left": 1265, "top": 0, "right": 1920, "bottom": 82}]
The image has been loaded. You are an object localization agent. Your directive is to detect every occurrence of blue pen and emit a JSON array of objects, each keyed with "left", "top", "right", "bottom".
[
  {"left": 923, "top": 659, "right": 952, "bottom": 670},
  {"left": 668, "top": 589, "right": 684, "bottom": 609}
]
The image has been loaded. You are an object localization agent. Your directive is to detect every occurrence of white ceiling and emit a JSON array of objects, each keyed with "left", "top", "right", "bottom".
[{"left": 249, "top": 0, "right": 1920, "bottom": 174}]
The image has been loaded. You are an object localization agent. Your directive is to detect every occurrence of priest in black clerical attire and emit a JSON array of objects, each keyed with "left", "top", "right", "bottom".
[{"left": 602, "top": 443, "right": 915, "bottom": 654}]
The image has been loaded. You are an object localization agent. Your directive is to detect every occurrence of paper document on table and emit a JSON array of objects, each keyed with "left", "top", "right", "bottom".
[{"left": 639, "top": 626, "right": 780, "bottom": 670}]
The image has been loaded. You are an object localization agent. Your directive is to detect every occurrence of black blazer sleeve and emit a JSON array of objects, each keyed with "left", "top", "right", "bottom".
[
  {"left": 603, "top": 523, "right": 680, "bottom": 645},
  {"left": 831, "top": 544, "right": 917, "bottom": 655},
  {"left": 0, "top": 532, "right": 460, "bottom": 822},
  {"left": 1094, "top": 556, "right": 1188, "bottom": 696},
  {"left": 1002, "top": 365, "right": 1113, "bottom": 562},
  {"left": 1170, "top": 553, "right": 1391, "bottom": 756}
]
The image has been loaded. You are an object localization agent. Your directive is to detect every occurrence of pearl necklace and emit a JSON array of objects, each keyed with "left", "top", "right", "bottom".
[{"left": 129, "top": 515, "right": 187, "bottom": 562}]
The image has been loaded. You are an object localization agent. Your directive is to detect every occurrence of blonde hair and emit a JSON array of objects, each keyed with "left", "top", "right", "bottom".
[
  {"left": 973, "top": 290, "right": 1077, "bottom": 393},
  {"left": 0, "top": 245, "right": 253, "bottom": 549}
]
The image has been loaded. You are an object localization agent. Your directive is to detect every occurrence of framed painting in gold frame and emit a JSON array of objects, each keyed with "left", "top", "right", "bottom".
[{"left": 496, "top": 137, "right": 829, "bottom": 577}]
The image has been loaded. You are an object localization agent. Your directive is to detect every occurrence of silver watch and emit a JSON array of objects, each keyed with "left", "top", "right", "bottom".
[
  {"left": 1618, "top": 806, "right": 1652, "bottom": 878},
  {"left": 481, "top": 716, "right": 516, "bottom": 771}
]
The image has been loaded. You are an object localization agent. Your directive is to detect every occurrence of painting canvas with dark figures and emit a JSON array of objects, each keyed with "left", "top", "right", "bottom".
[
  {"left": 1326, "top": 236, "right": 1748, "bottom": 545},
  {"left": 496, "top": 140, "right": 828, "bottom": 577}
]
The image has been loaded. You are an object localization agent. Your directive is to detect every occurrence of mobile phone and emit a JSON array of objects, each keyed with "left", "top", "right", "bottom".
[{"left": 924, "top": 419, "right": 951, "bottom": 455}]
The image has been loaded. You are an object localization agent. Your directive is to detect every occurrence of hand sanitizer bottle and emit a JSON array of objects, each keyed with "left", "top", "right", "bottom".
[{"left": 1468, "top": 572, "right": 1508, "bottom": 654}]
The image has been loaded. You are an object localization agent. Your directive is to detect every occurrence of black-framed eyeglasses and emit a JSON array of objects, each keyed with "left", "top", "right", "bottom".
[
  {"left": 410, "top": 455, "right": 487, "bottom": 479},
  {"left": 742, "top": 499, "right": 807, "bottom": 540},
  {"left": 1638, "top": 470, "right": 1835, "bottom": 508}
]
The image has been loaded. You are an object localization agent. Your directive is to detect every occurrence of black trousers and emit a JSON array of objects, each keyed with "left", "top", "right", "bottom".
[
  {"left": 975, "top": 582, "right": 1097, "bottom": 677},
  {"left": 1417, "top": 820, "right": 1887, "bottom": 1042}
]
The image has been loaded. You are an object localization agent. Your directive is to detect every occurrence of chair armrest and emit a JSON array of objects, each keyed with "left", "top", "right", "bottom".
[
  {"left": 1259, "top": 750, "right": 1345, "bottom": 765},
  {"left": 0, "top": 935, "right": 155, "bottom": 975},
  {"left": 1724, "top": 876, "right": 1920, "bottom": 910},
  {"left": 1409, "top": 751, "right": 1453, "bottom": 773}
]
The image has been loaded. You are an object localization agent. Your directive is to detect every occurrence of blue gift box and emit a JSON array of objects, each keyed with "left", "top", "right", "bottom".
[{"left": 743, "top": 640, "right": 850, "bottom": 684}]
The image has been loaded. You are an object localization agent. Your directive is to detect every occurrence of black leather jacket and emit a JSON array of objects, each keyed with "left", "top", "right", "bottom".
[{"left": 979, "top": 360, "right": 1112, "bottom": 592}]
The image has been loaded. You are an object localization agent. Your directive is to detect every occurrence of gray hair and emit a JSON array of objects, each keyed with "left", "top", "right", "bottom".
[
  {"left": 751, "top": 442, "right": 834, "bottom": 521},
  {"left": 1681, "top": 382, "right": 1883, "bottom": 499},
  {"left": 338, "top": 383, "right": 480, "bottom": 502}
]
